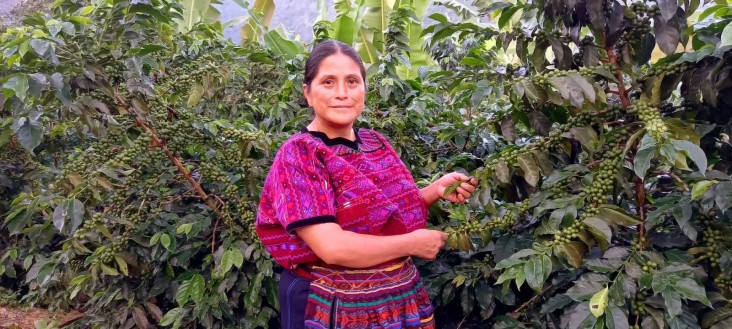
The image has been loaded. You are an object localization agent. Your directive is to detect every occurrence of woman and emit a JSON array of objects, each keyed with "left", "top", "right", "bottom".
[{"left": 256, "top": 40, "right": 478, "bottom": 329}]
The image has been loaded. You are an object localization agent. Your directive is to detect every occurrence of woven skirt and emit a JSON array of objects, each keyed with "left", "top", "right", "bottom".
[{"left": 301, "top": 257, "right": 435, "bottom": 329}]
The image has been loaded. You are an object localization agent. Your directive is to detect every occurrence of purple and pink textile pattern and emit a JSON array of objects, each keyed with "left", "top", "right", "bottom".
[{"left": 256, "top": 127, "right": 428, "bottom": 271}]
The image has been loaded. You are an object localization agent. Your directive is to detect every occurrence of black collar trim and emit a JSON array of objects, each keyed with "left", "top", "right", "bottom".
[{"left": 300, "top": 127, "right": 362, "bottom": 150}]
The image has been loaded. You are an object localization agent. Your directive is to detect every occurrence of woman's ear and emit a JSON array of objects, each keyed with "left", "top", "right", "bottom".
[{"left": 302, "top": 84, "right": 310, "bottom": 106}]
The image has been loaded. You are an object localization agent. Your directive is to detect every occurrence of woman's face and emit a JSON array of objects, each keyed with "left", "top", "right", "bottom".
[{"left": 303, "top": 53, "right": 365, "bottom": 129}]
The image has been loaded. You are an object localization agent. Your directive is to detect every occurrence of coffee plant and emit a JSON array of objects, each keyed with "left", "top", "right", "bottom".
[
  {"left": 0, "top": 0, "right": 303, "bottom": 327},
  {"left": 2, "top": 0, "right": 732, "bottom": 328}
]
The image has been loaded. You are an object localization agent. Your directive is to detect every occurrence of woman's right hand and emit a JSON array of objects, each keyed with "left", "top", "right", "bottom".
[{"left": 408, "top": 229, "right": 448, "bottom": 260}]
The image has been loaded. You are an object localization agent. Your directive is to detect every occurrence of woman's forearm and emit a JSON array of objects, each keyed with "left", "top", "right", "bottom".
[
  {"left": 421, "top": 183, "right": 441, "bottom": 208},
  {"left": 297, "top": 223, "right": 413, "bottom": 268}
]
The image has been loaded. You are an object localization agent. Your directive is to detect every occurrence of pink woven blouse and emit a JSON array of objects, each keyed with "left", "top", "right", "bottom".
[{"left": 255, "top": 127, "right": 428, "bottom": 270}]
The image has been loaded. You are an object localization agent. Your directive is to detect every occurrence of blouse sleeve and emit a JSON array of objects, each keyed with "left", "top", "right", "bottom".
[{"left": 269, "top": 140, "right": 337, "bottom": 233}]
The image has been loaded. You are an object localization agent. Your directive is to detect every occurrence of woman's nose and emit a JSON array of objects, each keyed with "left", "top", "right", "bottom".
[{"left": 335, "top": 82, "right": 348, "bottom": 99}]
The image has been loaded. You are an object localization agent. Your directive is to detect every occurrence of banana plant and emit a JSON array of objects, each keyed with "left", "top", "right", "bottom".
[
  {"left": 177, "top": 0, "right": 223, "bottom": 32},
  {"left": 326, "top": 0, "right": 430, "bottom": 79},
  {"left": 238, "top": 0, "right": 275, "bottom": 42}
]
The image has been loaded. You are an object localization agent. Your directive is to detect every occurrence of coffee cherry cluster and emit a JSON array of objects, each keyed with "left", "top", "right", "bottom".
[
  {"left": 457, "top": 217, "right": 483, "bottom": 235},
  {"left": 102, "top": 134, "right": 150, "bottom": 169},
  {"left": 222, "top": 127, "right": 261, "bottom": 142},
  {"left": 573, "top": 36, "right": 595, "bottom": 67},
  {"left": 628, "top": 101, "right": 667, "bottom": 140},
  {"left": 99, "top": 239, "right": 125, "bottom": 264},
  {"left": 105, "top": 61, "right": 126, "bottom": 83},
  {"left": 170, "top": 61, "right": 218, "bottom": 89},
  {"left": 199, "top": 162, "right": 228, "bottom": 183},
  {"left": 545, "top": 112, "right": 595, "bottom": 144},
  {"left": 241, "top": 209, "right": 257, "bottom": 241},
  {"left": 632, "top": 235, "right": 648, "bottom": 250},
  {"left": 638, "top": 62, "right": 694, "bottom": 83},
  {"left": 73, "top": 212, "right": 104, "bottom": 239},
  {"left": 621, "top": 3, "right": 654, "bottom": 43},
  {"left": 703, "top": 227, "right": 723, "bottom": 267},
  {"left": 546, "top": 182, "right": 568, "bottom": 196},
  {"left": 631, "top": 2, "right": 661, "bottom": 16},
  {"left": 630, "top": 290, "right": 651, "bottom": 316},
  {"left": 533, "top": 70, "right": 564, "bottom": 85},
  {"left": 641, "top": 261, "right": 659, "bottom": 273},
  {"left": 485, "top": 200, "right": 530, "bottom": 231},
  {"left": 553, "top": 221, "right": 586, "bottom": 244},
  {"left": 714, "top": 273, "right": 732, "bottom": 289},
  {"left": 578, "top": 149, "right": 623, "bottom": 220}
]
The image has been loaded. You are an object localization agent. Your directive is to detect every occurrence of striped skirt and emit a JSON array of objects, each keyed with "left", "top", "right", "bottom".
[{"left": 304, "top": 258, "right": 435, "bottom": 329}]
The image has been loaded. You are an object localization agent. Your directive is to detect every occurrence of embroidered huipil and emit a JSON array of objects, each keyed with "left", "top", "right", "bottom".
[{"left": 256, "top": 127, "right": 428, "bottom": 271}]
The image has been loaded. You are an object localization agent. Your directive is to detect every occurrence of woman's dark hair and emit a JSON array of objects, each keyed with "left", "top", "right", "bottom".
[{"left": 304, "top": 40, "right": 367, "bottom": 90}]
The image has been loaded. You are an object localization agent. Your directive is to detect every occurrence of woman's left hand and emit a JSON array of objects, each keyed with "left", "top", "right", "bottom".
[{"left": 435, "top": 172, "right": 479, "bottom": 204}]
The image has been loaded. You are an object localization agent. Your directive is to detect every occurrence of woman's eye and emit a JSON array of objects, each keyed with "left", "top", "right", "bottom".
[
  {"left": 323, "top": 80, "right": 334, "bottom": 85},
  {"left": 348, "top": 79, "right": 358, "bottom": 84}
]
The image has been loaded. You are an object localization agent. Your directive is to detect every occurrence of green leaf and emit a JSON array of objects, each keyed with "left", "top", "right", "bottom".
[
  {"left": 493, "top": 161, "right": 511, "bottom": 185},
  {"left": 550, "top": 76, "right": 589, "bottom": 108},
  {"left": 221, "top": 248, "right": 244, "bottom": 273},
  {"left": 69, "top": 16, "right": 93, "bottom": 25},
  {"left": 721, "top": 21, "right": 732, "bottom": 47},
  {"left": 583, "top": 217, "right": 612, "bottom": 250},
  {"left": 498, "top": 5, "right": 521, "bottom": 29},
  {"left": 589, "top": 287, "right": 609, "bottom": 317},
  {"left": 563, "top": 126, "right": 599, "bottom": 154},
  {"left": 100, "top": 263, "right": 119, "bottom": 276},
  {"left": 245, "top": 272, "right": 264, "bottom": 308},
  {"left": 114, "top": 256, "right": 128, "bottom": 276},
  {"left": 176, "top": 276, "right": 192, "bottom": 305},
  {"left": 443, "top": 180, "right": 463, "bottom": 197},
  {"left": 692, "top": 180, "right": 717, "bottom": 200},
  {"left": 333, "top": 14, "right": 356, "bottom": 45},
  {"left": 634, "top": 145, "right": 656, "bottom": 179},
  {"left": 568, "top": 73, "right": 596, "bottom": 103},
  {"left": 524, "top": 255, "right": 550, "bottom": 292},
  {"left": 585, "top": 258, "right": 624, "bottom": 273},
  {"left": 52, "top": 199, "right": 85, "bottom": 235},
  {"left": 702, "top": 308, "right": 732, "bottom": 328},
  {"left": 596, "top": 205, "right": 641, "bottom": 226},
  {"left": 541, "top": 295, "right": 573, "bottom": 314},
  {"left": 159, "top": 307, "right": 187, "bottom": 326},
  {"left": 187, "top": 83, "right": 204, "bottom": 107},
  {"left": 563, "top": 241, "right": 588, "bottom": 268},
  {"left": 4, "top": 75, "right": 29, "bottom": 101},
  {"left": 515, "top": 267, "right": 526, "bottom": 289},
  {"left": 663, "top": 289, "right": 683, "bottom": 317},
  {"left": 606, "top": 305, "right": 629, "bottom": 329},
  {"left": 517, "top": 153, "right": 540, "bottom": 187},
  {"left": 263, "top": 30, "right": 303, "bottom": 60},
  {"left": 500, "top": 117, "right": 517, "bottom": 142},
  {"left": 672, "top": 277, "right": 711, "bottom": 306},
  {"left": 13, "top": 115, "right": 44, "bottom": 153},
  {"left": 176, "top": 223, "right": 194, "bottom": 235},
  {"left": 239, "top": 0, "right": 275, "bottom": 40},
  {"left": 658, "top": 0, "right": 678, "bottom": 22},
  {"left": 672, "top": 140, "right": 707, "bottom": 175},
  {"left": 654, "top": 16, "right": 680, "bottom": 55},
  {"left": 189, "top": 274, "right": 205, "bottom": 304},
  {"left": 160, "top": 233, "right": 172, "bottom": 251}
]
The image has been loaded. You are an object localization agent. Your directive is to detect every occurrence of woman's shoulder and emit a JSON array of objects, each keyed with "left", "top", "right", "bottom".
[{"left": 273, "top": 130, "right": 325, "bottom": 162}]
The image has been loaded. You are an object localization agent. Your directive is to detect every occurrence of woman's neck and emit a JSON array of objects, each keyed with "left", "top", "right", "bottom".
[{"left": 307, "top": 121, "right": 356, "bottom": 141}]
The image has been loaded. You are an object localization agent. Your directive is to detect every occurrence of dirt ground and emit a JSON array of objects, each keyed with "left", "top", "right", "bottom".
[
  {"left": 0, "top": 306, "right": 84, "bottom": 329},
  {"left": 0, "top": 0, "right": 53, "bottom": 28}
]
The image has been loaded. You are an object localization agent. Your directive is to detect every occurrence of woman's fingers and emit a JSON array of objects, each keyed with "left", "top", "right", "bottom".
[{"left": 460, "top": 182, "right": 476, "bottom": 193}]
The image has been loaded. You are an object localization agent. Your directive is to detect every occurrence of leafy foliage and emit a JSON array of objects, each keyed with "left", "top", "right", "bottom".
[{"left": 3, "top": 0, "right": 732, "bottom": 328}]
